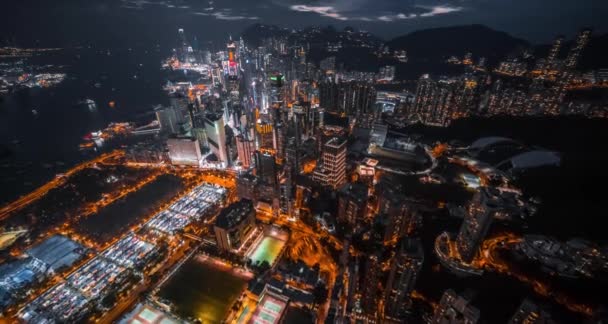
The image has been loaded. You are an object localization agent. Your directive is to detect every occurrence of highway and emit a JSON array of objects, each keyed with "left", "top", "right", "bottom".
[{"left": 0, "top": 150, "right": 125, "bottom": 221}]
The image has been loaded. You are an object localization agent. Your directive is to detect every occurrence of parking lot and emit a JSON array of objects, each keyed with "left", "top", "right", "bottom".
[{"left": 147, "top": 183, "right": 226, "bottom": 234}]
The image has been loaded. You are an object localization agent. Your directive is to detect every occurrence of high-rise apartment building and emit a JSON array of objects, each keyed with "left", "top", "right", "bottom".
[
  {"left": 313, "top": 137, "right": 347, "bottom": 189},
  {"left": 384, "top": 238, "right": 424, "bottom": 320}
]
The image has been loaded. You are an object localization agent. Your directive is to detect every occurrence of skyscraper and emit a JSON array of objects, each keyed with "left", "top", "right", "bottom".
[
  {"left": 413, "top": 75, "right": 454, "bottom": 126},
  {"left": 337, "top": 182, "right": 369, "bottom": 227},
  {"left": 319, "top": 81, "right": 376, "bottom": 116},
  {"left": 312, "top": 137, "right": 347, "bottom": 189},
  {"left": 236, "top": 134, "right": 254, "bottom": 168},
  {"left": 360, "top": 254, "right": 381, "bottom": 316},
  {"left": 430, "top": 289, "right": 480, "bottom": 324},
  {"left": 384, "top": 238, "right": 424, "bottom": 320},
  {"left": 456, "top": 189, "right": 498, "bottom": 262},
  {"left": 565, "top": 28, "right": 592, "bottom": 69},
  {"left": 546, "top": 35, "right": 564, "bottom": 65},
  {"left": 204, "top": 113, "right": 228, "bottom": 166},
  {"left": 254, "top": 150, "right": 278, "bottom": 188}
]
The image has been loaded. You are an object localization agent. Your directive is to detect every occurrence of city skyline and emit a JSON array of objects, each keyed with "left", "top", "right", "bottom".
[{"left": 0, "top": 3, "right": 606, "bottom": 324}]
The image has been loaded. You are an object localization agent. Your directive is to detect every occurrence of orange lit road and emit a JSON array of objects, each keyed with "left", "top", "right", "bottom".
[
  {"left": 67, "top": 170, "right": 164, "bottom": 227},
  {"left": 478, "top": 233, "right": 594, "bottom": 316},
  {"left": 0, "top": 150, "right": 125, "bottom": 221}
]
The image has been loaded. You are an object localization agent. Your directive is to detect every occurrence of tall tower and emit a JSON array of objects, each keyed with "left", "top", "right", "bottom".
[
  {"left": 456, "top": 189, "right": 497, "bottom": 262},
  {"left": 565, "top": 28, "right": 592, "bottom": 69},
  {"left": 203, "top": 113, "right": 228, "bottom": 166},
  {"left": 546, "top": 35, "right": 564, "bottom": 64},
  {"left": 312, "top": 137, "right": 347, "bottom": 189},
  {"left": 413, "top": 75, "right": 454, "bottom": 126},
  {"left": 360, "top": 254, "right": 381, "bottom": 316},
  {"left": 384, "top": 238, "right": 424, "bottom": 320},
  {"left": 236, "top": 134, "right": 254, "bottom": 169},
  {"left": 254, "top": 150, "right": 277, "bottom": 188}
]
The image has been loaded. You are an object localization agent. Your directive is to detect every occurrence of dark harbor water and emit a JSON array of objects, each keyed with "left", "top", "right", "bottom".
[{"left": 0, "top": 45, "right": 168, "bottom": 205}]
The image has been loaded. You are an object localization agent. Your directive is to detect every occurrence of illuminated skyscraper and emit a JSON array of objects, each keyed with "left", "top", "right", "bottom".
[
  {"left": 204, "top": 113, "right": 228, "bottom": 166},
  {"left": 226, "top": 37, "right": 239, "bottom": 78},
  {"left": 236, "top": 134, "right": 254, "bottom": 169},
  {"left": 456, "top": 189, "right": 498, "bottom": 262},
  {"left": 360, "top": 254, "right": 381, "bottom": 316},
  {"left": 313, "top": 137, "right": 347, "bottom": 189},
  {"left": 254, "top": 150, "right": 278, "bottom": 188},
  {"left": 413, "top": 75, "right": 454, "bottom": 126},
  {"left": 384, "top": 238, "right": 424, "bottom": 320},
  {"left": 319, "top": 81, "right": 376, "bottom": 116},
  {"left": 546, "top": 35, "right": 564, "bottom": 65},
  {"left": 256, "top": 120, "right": 274, "bottom": 150},
  {"left": 337, "top": 183, "right": 368, "bottom": 226},
  {"left": 431, "top": 289, "right": 480, "bottom": 324},
  {"left": 565, "top": 28, "right": 592, "bottom": 69}
]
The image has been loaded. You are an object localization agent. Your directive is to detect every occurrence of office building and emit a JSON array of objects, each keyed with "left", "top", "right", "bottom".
[
  {"left": 256, "top": 120, "right": 275, "bottom": 150},
  {"left": 155, "top": 105, "right": 188, "bottom": 135},
  {"left": 236, "top": 134, "right": 255, "bottom": 169},
  {"left": 214, "top": 199, "right": 256, "bottom": 251},
  {"left": 166, "top": 136, "right": 202, "bottom": 166},
  {"left": 204, "top": 113, "right": 228, "bottom": 165},
  {"left": 337, "top": 183, "right": 368, "bottom": 227},
  {"left": 254, "top": 150, "right": 278, "bottom": 188},
  {"left": 430, "top": 289, "right": 480, "bottom": 324},
  {"left": 313, "top": 137, "right": 347, "bottom": 189},
  {"left": 384, "top": 238, "right": 424, "bottom": 320}
]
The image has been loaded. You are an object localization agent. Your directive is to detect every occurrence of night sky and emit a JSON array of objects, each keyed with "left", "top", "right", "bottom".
[{"left": 0, "top": 0, "right": 604, "bottom": 46}]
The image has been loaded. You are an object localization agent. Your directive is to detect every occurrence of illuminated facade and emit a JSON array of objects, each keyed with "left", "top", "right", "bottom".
[
  {"left": 456, "top": 189, "right": 497, "bottom": 262},
  {"left": 236, "top": 134, "right": 254, "bottom": 168},
  {"left": 384, "top": 238, "right": 424, "bottom": 320},
  {"left": 313, "top": 137, "right": 347, "bottom": 189},
  {"left": 204, "top": 113, "right": 228, "bottom": 166},
  {"left": 166, "top": 136, "right": 202, "bottom": 166},
  {"left": 337, "top": 183, "right": 368, "bottom": 227},
  {"left": 214, "top": 199, "right": 256, "bottom": 251},
  {"left": 413, "top": 75, "right": 453, "bottom": 126},
  {"left": 565, "top": 28, "right": 592, "bottom": 69}
]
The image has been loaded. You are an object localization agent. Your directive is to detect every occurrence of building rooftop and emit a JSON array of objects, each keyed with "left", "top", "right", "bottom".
[
  {"left": 215, "top": 199, "right": 254, "bottom": 229},
  {"left": 26, "top": 235, "right": 85, "bottom": 272},
  {"left": 339, "top": 182, "right": 368, "bottom": 203}
]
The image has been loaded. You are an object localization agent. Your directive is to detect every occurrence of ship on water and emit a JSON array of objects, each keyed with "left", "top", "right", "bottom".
[{"left": 78, "top": 99, "right": 97, "bottom": 111}]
